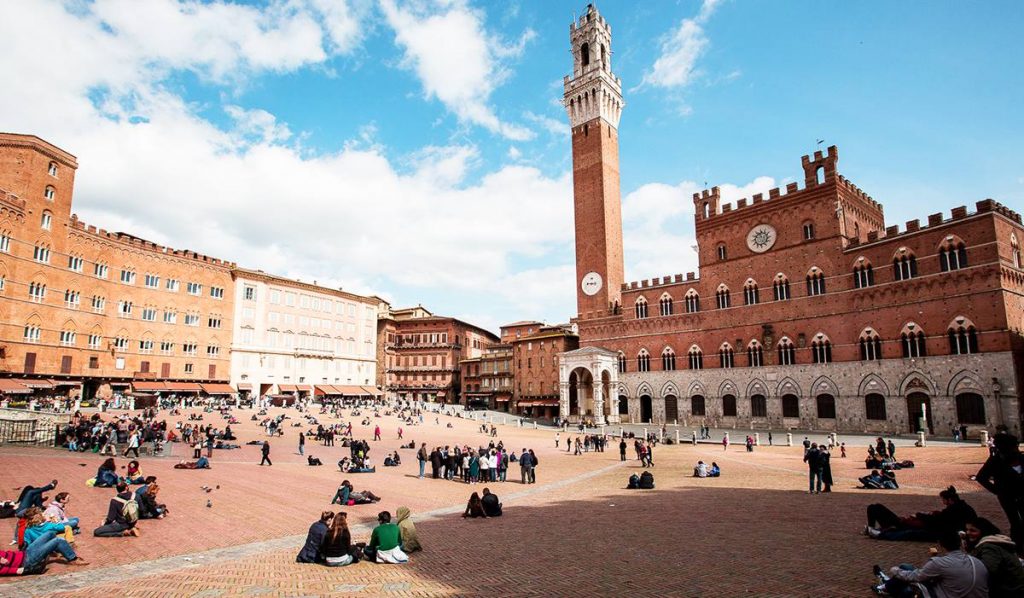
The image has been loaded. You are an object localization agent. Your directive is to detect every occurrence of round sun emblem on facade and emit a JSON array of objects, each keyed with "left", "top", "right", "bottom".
[{"left": 746, "top": 224, "right": 777, "bottom": 253}]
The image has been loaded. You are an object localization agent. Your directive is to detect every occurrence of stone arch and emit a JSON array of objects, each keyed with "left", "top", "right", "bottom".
[
  {"left": 687, "top": 380, "right": 707, "bottom": 398},
  {"left": 745, "top": 378, "right": 769, "bottom": 399},
  {"left": 857, "top": 373, "right": 890, "bottom": 397},
  {"left": 718, "top": 379, "right": 737, "bottom": 398},
  {"left": 809, "top": 375, "right": 839, "bottom": 398},
  {"left": 947, "top": 369, "right": 986, "bottom": 396},
  {"left": 660, "top": 380, "right": 680, "bottom": 399},
  {"left": 898, "top": 371, "right": 937, "bottom": 396},
  {"left": 635, "top": 380, "right": 654, "bottom": 398},
  {"left": 775, "top": 376, "right": 802, "bottom": 398}
]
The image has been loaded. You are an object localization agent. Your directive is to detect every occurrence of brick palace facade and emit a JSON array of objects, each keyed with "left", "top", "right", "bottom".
[{"left": 557, "top": 5, "right": 1024, "bottom": 436}]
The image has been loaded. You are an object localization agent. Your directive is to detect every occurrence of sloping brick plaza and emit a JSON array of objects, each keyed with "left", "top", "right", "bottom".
[{"left": 0, "top": 406, "right": 1007, "bottom": 597}]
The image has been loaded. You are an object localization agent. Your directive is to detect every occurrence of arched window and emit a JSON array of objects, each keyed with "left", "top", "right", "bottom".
[
  {"left": 718, "top": 343, "right": 734, "bottom": 369},
  {"left": 815, "top": 166, "right": 825, "bottom": 185},
  {"left": 853, "top": 259, "right": 874, "bottom": 288},
  {"left": 859, "top": 328, "right": 883, "bottom": 361},
  {"left": 947, "top": 317, "right": 978, "bottom": 355},
  {"left": 702, "top": 202, "right": 710, "bottom": 219},
  {"left": 23, "top": 323, "right": 41, "bottom": 343},
  {"left": 637, "top": 349, "right": 651, "bottom": 372},
  {"left": 617, "top": 351, "right": 627, "bottom": 373},
  {"left": 806, "top": 267, "right": 826, "bottom": 296},
  {"left": 893, "top": 250, "right": 917, "bottom": 281},
  {"left": 802, "top": 221, "right": 815, "bottom": 240},
  {"left": 746, "top": 340, "right": 764, "bottom": 368},
  {"left": 722, "top": 394, "right": 737, "bottom": 417},
  {"left": 773, "top": 274, "right": 791, "bottom": 301},
  {"left": 691, "top": 395, "right": 706, "bottom": 416},
  {"left": 743, "top": 279, "right": 759, "bottom": 305},
  {"left": 717, "top": 244, "right": 727, "bottom": 261},
  {"left": 901, "top": 322, "right": 927, "bottom": 358},
  {"left": 816, "top": 394, "right": 836, "bottom": 419},
  {"left": 40, "top": 211, "right": 52, "bottom": 230},
  {"left": 28, "top": 281, "right": 46, "bottom": 302},
  {"left": 1012, "top": 234, "right": 1021, "bottom": 269},
  {"left": 778, "top": 337, "right": 796, "bottom": 366},
  {"left": 684, "top": 289, "right": 700, "bottom": 313},
  {"left": 688, "top": 345, "right": 703, "bottom": 370},
  {"left": 661, "top": 347, "right": 676, "bottom": 371},
  {"left": 33, "top": 243, "right": 51, "bottom": 264},
  {"left": 750, "top": 395, "right": 768, "bottom": 417},
  {"left": 782, "top": 394, "right": 800, "bottom": 418},
  {"left": 659, "top": 293, "right": 673, "bottom": 316},
  {"left": 48, "top": 162, "right": 58, "bottom": 177},
  {"left": 634, "top": 297, "right": 648, "bottom": 319},
  {"left": 715, "top": 285, "right": 730, "bottom": 309},
  {"left": 44, "top": 186, "right": 55, "bottom": 201},
  {"left": 939, "top": 238, "right": 968, "bottom": 272},
  {"left": 811, "top": 334, "right": 832, "bottom": 364},
  {"left": 580, "top": 42, "right": 590, "bottom": 67},
  {"left": 865, "top": 394, "right": 887, "bottom": 420}
]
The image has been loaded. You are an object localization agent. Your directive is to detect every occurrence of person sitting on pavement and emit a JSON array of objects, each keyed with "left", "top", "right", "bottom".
[
  {"left": 93, "top": 459, "right": 118, "bottom": 488},
  {"left": 463, "top": 492, "right": 487, "bottom": 518},
  {"left": 866, "top": 486, "right": 976, "bottom": 542},
  {"left": 330, "top": 480, "right": 381, "bottom": 505},
  {"left": 693, "top": 461, "right": 708, "bottom": 478},
  {"left": 23, "top": 509, "right": 74, "bottom": 546},
  {"left": 860, "top": 469, "right": 899, "bottom": 490},
  {"left": 42, "top": 492, "right": 79, "bottom": 534},
  {"left": 709, "top": 462, "right": 721, "bottom": 477},
  {"left": 137, "top": 484, "right": 168, "bottom": 519},
  {"left": 366, "top": 511, "right": 408, "bottom": 564},
  {"left": 93, "top": 482, "right": 139, "bottom": 538},
  {"left": 874, "top": 530, "right": 988, "bottom": 597},
  {"left": 481, "top": 488, "right": 502, "bottom": 517},
  {"left": 124, "top": 461, "right": 145, "bottom": 485},
  {"left": 307, "top": 455, "right": 323, "bottom": 466},
  {"left": 963, "top": 517, "right": 1024, "bottom": 598},
  {"left": 296, "top": 511, "right": 333, "bottom": 564},
  {"left": 395, "top": 506, "right": 421, "bottom": 553},
  {"left": 627, "top": 473, "right": 641, "bottom": 489},
  {"left": 320, "top": 511, "right": 354, "bottom": 567},
  {"left": 638, "top": 470, "right": 655, "bottom": 489},
  {"left": 1, "top": 529, "right": 88, "bottom": 575}
]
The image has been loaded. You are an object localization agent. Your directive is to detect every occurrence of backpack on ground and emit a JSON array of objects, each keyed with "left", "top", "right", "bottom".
[{"left": 115, "top": 496, "right": 139, "bottom": 523}]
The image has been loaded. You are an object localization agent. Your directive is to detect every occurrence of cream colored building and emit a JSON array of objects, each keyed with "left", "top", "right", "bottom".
[{"left": 229, "top": 269, "right": 379, "bottom": 399}]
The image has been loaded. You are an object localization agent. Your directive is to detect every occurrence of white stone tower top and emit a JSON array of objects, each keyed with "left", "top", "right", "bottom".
[{"left": 563, "top": 4, "right": 624, "bottom": 129}]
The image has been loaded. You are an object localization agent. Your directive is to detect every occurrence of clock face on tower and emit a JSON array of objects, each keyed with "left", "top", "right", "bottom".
[
  {"left": 746, "top": 224, "right": 777, "bottom": 253},
  {"left": 581, "top": 271, "right": 603, "bottom": 296}
]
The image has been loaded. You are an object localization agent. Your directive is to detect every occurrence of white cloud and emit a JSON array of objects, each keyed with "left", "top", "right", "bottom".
[
  {"left": 622, "top": 175, "right": 776, "bottom": 280},
  {"left": 507, "top": 146, "right": 522, "bottom": 160},
  {"left": 641, "top": 0, "right": 720, "bottom": 89},
  {"left": 379, "top": 0, "right": 535, "bottom": 140},
  {"left": 524, "top": 111, "right": 565, "bottom": 137},
  {"left": 0, "top": 0, "right": 576, "bottom": 326}
]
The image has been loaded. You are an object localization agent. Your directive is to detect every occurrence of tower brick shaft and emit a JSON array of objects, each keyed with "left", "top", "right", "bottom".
[{"left": 564, "top": 4, "right": 625, "bottom": 318}]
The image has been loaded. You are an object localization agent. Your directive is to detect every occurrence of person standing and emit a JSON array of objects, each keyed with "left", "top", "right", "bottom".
[
  {"left": 528, "top": 449, "right": 538, "bottom": 484},
  {"left": 123, "top": 430, "right": 140, "bottom": 459},
  {"left": 260, "top": 440, "right": 272, "bottom": 466},
  {"left": 975, "top": 433, "right": 1024, "bottom": 554},
  {"left": 619, "top": 438, "right": 627, "bottom": 461},
  {"left": 722, "top": 435, "right": 730, "bottom": 451},
  {"left": 374, "top": 425, "right": 381, "bottom": 441},
  {"left": 768, "top": 431, "right": 773, "bottom": 446},
  {"left": 416, "top": 443, "right": 427, "bottom": 479},
  {"left": 298, "top": 432, "right": 305, "bottom": 456},
  {"left": 804, "top": 443, "right": 822, "bottom": 494},
  {"left": 819, "top": 445, "right": 833, "bottom": 492},
  {"left": 555, "top": 432, "right": 560, "bottom": 449},
  {"left": 887, "top": 439, "right": 896, "bottom": 461},
  {"left": 519, "top": 449, "right": 533, "bottom": 484}
]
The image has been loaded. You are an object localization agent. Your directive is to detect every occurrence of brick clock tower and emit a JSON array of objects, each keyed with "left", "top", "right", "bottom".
[{"left": 564, "top": 4, "right": 625, "bottom": 317}]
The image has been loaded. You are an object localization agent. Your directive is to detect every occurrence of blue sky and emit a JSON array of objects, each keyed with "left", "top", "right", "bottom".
[{"left": 1, "top": 0, "right": 1021, "bottom": 333}]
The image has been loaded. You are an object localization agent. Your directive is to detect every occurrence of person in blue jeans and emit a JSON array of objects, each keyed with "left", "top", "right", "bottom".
[
  {"left": 23, "top": 530, "right": 88, "bottom": 569},
  {"left": 803, "top": 444, "right": 823, "bottom": 494},
  {"left": 15, "top": 480, "right": 58, "bottom": 517}
]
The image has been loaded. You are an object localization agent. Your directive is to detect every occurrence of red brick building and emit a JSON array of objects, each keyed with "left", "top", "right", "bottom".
[
  {"left": 0, "top": 134, "right": 234, "bottom": 401},
  {"left": 558, "top": 5, "right": 1024, "bottom": 436},
  {"left": 377, "top": 304, "right": 497, "bottom": 404},
  {"left": 512, "top": 323, "right": 578, "bottom": 419}
]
